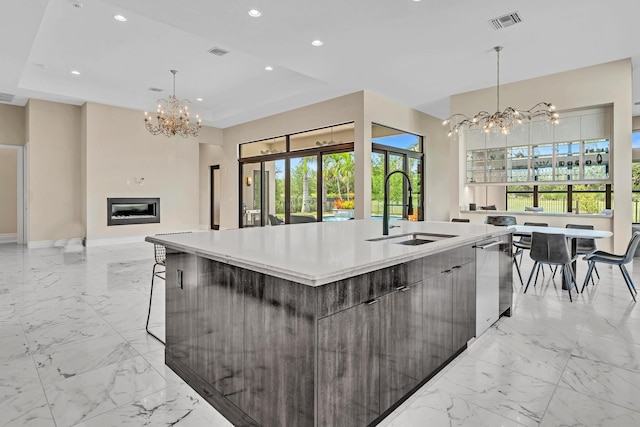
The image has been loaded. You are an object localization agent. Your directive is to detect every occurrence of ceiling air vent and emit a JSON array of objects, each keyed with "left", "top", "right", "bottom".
[
  {"left": 0, "top": 92, "right": 15, "bottom": 103},
  {"left": 148, "top": 87, "right": 163, "bottom": 92},
  {"left": 490, "top": 11, "right": 522, "bottom": 30},
  {"left": 208, "top": 47, "right": 229, "bottom": 57}
]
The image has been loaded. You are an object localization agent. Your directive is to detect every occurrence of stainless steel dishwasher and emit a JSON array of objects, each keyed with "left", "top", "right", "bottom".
[{"left": 475, "top": 239, "right": 501, "bottom": 337}]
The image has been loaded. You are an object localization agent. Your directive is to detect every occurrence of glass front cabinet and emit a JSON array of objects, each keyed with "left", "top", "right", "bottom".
[{"left": 463, "top": 108, "right": 611, "bottom": 184}]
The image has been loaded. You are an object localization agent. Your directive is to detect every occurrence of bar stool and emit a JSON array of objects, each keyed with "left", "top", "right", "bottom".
[
  {"left": 147, "top": 231, "right": 192, "bottom": 345},
  {"left": 525, "top": 232, "right": 578, "bottom": 301}
]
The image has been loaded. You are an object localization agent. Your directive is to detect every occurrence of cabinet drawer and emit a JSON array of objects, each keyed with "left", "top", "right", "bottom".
[
  {"left": 422, "top": 245, "right": 474, "bottom": 279},
  {"left": 317, "top": 260, "right": 422, "bottom": 318}
]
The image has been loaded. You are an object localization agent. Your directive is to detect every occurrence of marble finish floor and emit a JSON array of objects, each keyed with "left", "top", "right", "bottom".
[{"left": 1, "top": 242, "right": 640, "bottom": 426}]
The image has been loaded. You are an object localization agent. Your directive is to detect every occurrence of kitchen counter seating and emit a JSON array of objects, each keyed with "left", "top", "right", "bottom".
[{"left": 147, "top": 220, "right": 513, "bottom": 427}]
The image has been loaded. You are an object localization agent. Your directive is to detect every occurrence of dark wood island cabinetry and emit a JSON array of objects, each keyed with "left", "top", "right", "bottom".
[{"left": 158, "top": 229, "right": 512, "bottom": 427}]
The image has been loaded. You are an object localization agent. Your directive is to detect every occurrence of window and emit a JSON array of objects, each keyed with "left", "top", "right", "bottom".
[
  {"left": 632, "top": 131, "right": 640, "bottom": 149},
  {"left": 633, "top": 160, "right": 640, "bottom": 223},
  {"left": 506, "top": 184, "right": 612, "bottom": 214},
  {"left": 239, "top": 123, "right": 355, "bottom": 226},
  {"left": 371, "top": 124, "right": 423, "bottom": 221}
]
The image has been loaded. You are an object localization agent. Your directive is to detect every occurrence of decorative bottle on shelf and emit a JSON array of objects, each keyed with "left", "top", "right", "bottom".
[{"left": 597, "top": 154, "right": 603, "bottom": 164}]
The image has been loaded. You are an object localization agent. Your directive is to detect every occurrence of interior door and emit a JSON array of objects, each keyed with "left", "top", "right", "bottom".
[{"left": 210, "top": 165, "right": 220, "bottom": 230}]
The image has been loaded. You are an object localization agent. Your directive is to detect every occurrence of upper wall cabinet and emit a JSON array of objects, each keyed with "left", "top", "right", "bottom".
[
  {"left": 553, "top": 116, "right": 581, "bottom": 143},
  {"left": 463, "top": 106, "right": 612, "bottom": 185},
  {"left": 530, "top": 119, "right": 554, "bottom": 145},
  {"left": 580, "top": 111, "right": 611, "bottom": 141}
]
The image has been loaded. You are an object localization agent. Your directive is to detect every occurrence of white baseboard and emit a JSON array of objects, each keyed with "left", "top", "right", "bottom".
[
  {"left": 28, "top": 237, "right": 83, "bottom": 249},
  {"left": 0, "top": 233, "right": 17, "bottom": 244},
  {"left": 85, "top": 235, "right": 147, "bottom": 247}
]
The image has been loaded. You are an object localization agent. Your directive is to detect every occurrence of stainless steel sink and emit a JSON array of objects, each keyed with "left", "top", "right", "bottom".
[{"left": 367, "top": 232, "right": 457, "bottom": 245}]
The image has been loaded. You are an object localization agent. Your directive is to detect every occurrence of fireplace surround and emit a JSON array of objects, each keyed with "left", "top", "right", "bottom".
[{"left": 107, "top": 198, "right": 160, "bottom": 226}]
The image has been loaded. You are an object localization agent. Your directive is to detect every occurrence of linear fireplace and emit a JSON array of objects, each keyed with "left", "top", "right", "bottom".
[{"left": 107, "top": 198, "right": 160, "bottom": 226}]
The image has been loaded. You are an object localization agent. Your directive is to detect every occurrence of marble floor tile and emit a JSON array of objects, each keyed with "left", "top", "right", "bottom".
[
  {"left": 33, "top": 332, "right": 139, "bottom": 385},
  {"left": 466, "top": 324, "right": 572, "bottom": 384},
  {"left": 0, "top": 385, "right": 55, "bottom": 427},
  {"left": 120, "top": 327, "right": 165, "bottom": 355},
  {"left": 23, "top": 315, "right": 116, "bottom": 354},
  {"left": 43, "top": 355, "right": 168, "bottom": 427},
  {"left": 559, "top": 355, "right": 640, "bottom": 412},
  {"left": 0, "top": 354, "right": 43, "bottom": 401},
  {"left": 0, "top": 323, "right": 30, "bottom": 360},
  {"left": 3, "top": 242, "right": 640, "bottom": 426},
  {"left": 541, "top": 386, "right": 640, "bottom": 427},
  {"left": 573, "top": 330, "right": 640, "bottom": 372},
  {"left": 73, "top": 384, "right": 233, "bottom": 427},
  {"left": 380, "top": 388, "right": 527, "bottom": 427},
  {"left": 431, "top": 356, "right": 557, "bottom": 426}
]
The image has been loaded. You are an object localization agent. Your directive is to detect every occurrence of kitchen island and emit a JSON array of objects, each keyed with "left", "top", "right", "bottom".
[{"left": 146, "top": 220, "right": 513, "bottom": 427}]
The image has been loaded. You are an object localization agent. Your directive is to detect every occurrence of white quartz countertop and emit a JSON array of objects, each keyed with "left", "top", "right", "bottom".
[{"left": 146, "top": 220, "right": 511, "bottom": 287}]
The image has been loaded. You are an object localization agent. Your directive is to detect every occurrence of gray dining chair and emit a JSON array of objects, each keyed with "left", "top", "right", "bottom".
[
  {"left": 525, "top": 232, "right": 578, "bottom": 302},
  {"left": 513, "top": 222, "right": 548, "bottom": 266},
  {"left": 582, "top": 231, "right": 640, "bottom": 302},
  {"left": 485, "top": 215, "right": 516, "bottom": 226},
  {"left": 565, "top": 224, "right": 599, "bottom": 284}
]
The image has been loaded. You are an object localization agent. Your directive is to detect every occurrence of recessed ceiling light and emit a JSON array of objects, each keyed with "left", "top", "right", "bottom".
[
  {"left": 70, "top": 70, "right": 81, "bottom": 75},
  {"left": 248, "top": 9, "right": 261, "bottom": 17},
  {"left": 196, "top": 98, "right": 204, "bottom": 102},
  {"left": 114, "top": 14, "right": 127, "bottom": 22},
  {"left": 265, "top": 66, "right": 273, "bottom": 71},
  {"left": 311, "top": 40, "right": 324, "bottom": 47}
]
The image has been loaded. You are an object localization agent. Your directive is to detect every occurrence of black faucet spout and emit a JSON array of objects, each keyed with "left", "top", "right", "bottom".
[{"left": 383, "top": 170, "right": 414, "bottom": 235}]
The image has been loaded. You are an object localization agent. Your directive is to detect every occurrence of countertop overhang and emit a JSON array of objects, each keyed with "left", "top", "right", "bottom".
[{"left": 146, "top": 220, "right": 511, "bottom": 287}]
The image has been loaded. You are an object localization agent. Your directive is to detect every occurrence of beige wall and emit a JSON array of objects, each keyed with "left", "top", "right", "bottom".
[
  {"left": 84, "top": 102, "right": 201, "bottom": 241},
  {"left": 198, "top": 129, "right": 225, "bottom": 229},
  {"left": 26, "top": 99, "right": 83, "bottom": 242},
  {"left": 220, "top": 91, "right": 448, "bottom": 228},
  {"left": 0, "top": 149, "right": 18, "bottom": 234},
  {"left": 364, "top": 91, "right": 450, "bottom": 221},
  {"left": 0, "top": 104, "right": 25, "bottom": 146},
  {"left": 222, "top": 92, "right": 365, "bottom": 228},
  {"left": 450, "top": 59, "right": 633, "bottom": 252}
]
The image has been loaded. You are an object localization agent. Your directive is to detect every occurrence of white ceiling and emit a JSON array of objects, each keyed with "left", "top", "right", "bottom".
[{"left": 2, "top": 0, "right": 640, "bottom": 128}]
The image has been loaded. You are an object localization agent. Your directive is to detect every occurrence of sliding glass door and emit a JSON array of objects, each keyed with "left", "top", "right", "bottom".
[{"left": 239, "top": 123, "right": 355, "bottom": 227}]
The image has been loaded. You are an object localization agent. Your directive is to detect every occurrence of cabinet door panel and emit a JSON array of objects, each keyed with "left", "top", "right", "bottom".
[
  {"left": 553, "top": 115, "right": 580, "bottom": 142},
  {"left": 581, "top": 112, "right": 611, "bottom": 140},
  {"left": 380, "top": 285, "right": 423, "bottom": 410},
  {"left": 197, "top": 259, "right": 245, "bottom": 406},
  {"left": 165, "top": 252, "right": 199, "bottom": 370},
  {"left": 423, "top": 273, "right": 453, "bottom": 374},
  {"left": 318, "top": 302, "right": 380, "bottom": 427},
  {"left": 244, "top": 275, "right": 316, "bottom": 427},
  {"left": 452, "top": 262, "right": 476, "bottom": 351}
]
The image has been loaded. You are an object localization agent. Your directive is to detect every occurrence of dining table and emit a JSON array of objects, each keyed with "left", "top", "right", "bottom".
[{"left": 508, "top": 225, "right": 613, "bottom": 289}]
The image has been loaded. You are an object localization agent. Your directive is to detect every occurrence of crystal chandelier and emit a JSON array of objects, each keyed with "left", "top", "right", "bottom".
[
  {"left": 443, "top": 46, "right": 558, "bottom": 137},
  {"left": 144, "top": 70, "right": 201, "bottom": 138}
]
